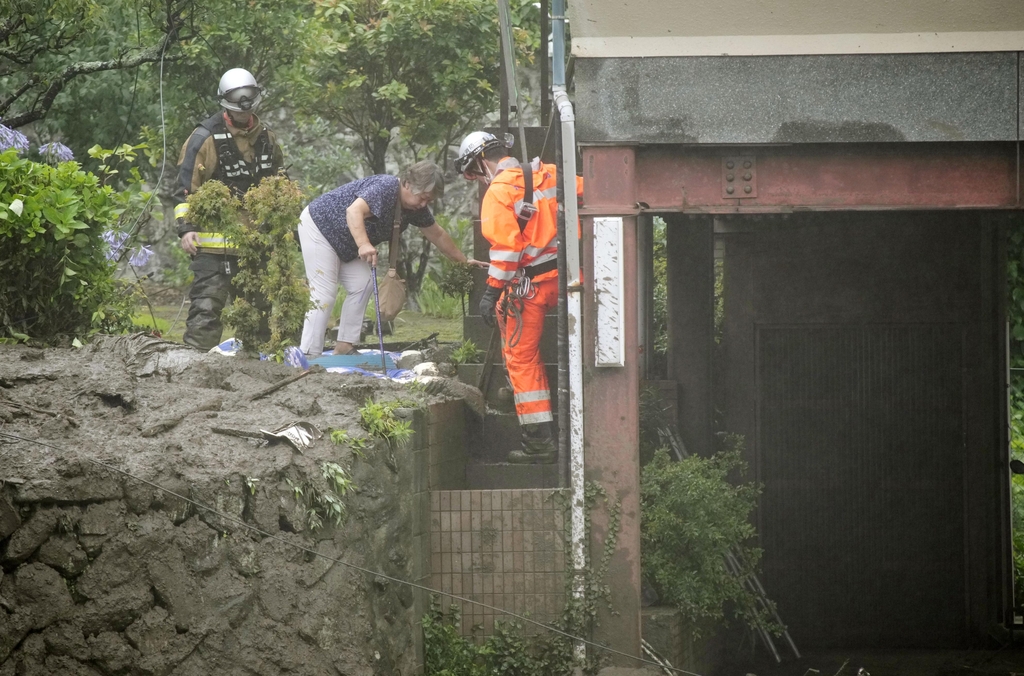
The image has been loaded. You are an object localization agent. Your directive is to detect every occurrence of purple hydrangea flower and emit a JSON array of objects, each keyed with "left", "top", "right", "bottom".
[
  {"left": 102, "top": 230, "right": 130, "bottom": 260},
  {"left": 0, "top": 122, "right": 29, "bottom": 154},
  {"left": 38, "top": 142, "right": 74, "bottom": 164},
  {"left": 128, "top": 245, "right": 153, "bottom": 267}
]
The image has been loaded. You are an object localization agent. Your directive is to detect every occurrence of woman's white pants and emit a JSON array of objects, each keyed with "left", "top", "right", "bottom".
[{"left": 298, "top": 207, "right": 372, "bottom": 356}]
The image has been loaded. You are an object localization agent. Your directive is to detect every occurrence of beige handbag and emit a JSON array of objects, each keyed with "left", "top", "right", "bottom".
[{"left": 376, "top": 204, "right": 407, "bottom": 322}]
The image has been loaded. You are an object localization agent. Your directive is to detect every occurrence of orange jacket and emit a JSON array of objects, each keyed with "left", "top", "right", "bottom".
[{"left": 480, "top": 160, "right": 583, "bottom": 289}]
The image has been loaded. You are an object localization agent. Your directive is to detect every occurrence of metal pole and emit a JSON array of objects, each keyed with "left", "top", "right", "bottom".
[
  {"left": 551, "top": 0, "right": 584, "bottom": 663},
  {"left": 370, "top": 265, "right": 387, "bottom": 373},
  {"left": 556, "top": 107, "right": 569, "bottom": 488},
  {"left": 496, "top": 0, "right": 529, "bottom": 164},
  {"left": 540, "top": 0, "right": 550, "bottom": 126}
]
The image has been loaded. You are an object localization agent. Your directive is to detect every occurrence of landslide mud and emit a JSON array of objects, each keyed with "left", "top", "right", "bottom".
[{"left": 0, "top": 335, "right": 442, "bottom": 675}]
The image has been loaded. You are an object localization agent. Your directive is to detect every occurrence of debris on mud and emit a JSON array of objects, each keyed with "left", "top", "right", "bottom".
[{"left": 0, "top": 334, "right": 474, "bottom": 675}]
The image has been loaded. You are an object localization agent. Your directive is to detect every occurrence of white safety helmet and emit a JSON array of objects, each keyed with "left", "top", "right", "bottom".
[
  {"left": 455, "top": 131, "right": 513, "bottom": 177},
  {"left": 218, "top": 68, "right": 263, "bottom": 113}
]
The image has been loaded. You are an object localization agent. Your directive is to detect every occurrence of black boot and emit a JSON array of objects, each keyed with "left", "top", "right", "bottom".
[{"left": 507, "top": 423, "right": 556, "bottom": 464}]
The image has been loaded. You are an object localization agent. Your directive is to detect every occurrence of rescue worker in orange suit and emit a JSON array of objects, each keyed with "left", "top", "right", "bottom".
[
  {"left": 456, "top": 131, "right": 582, "bottom": 464},
  {"left": 173, "top": 68, "right": 284, "bottom": 350}
]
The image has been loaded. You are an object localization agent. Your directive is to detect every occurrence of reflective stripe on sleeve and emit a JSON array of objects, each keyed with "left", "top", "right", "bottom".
[
  {"left": 195, "top": 232, "right": 238, "bottom": 251},
  {"left": 174, "top": 203, "right": 189, "bottom": 219},
  {"left": 488, "top": 265, "right": 516, "bottom": 281},
  {"left": 490, "top": 250, "right": 522, "bottom": 262}
]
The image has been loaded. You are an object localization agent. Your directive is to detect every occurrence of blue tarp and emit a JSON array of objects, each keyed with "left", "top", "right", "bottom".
[{"left": 210, "top": 339, "right": 415, "bottom": 382}]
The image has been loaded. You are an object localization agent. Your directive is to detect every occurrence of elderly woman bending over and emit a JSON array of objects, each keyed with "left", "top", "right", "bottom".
[{"left": 298, "top": 160, "right": 485, "bottom": 357}]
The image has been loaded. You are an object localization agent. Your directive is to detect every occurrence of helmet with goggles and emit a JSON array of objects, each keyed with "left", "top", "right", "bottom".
[
  {"left": 218, "top": 68, "right": 263, "bottom": 113},
  {"left": 455, "top": 131, "right": 514, "bottom": 177}
]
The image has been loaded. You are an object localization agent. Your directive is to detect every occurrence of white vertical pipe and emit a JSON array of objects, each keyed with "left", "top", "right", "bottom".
[
  {"left": 552, "top": 0, "right": 583, "bottom": 660},
  {"left": 555, "top": 90, "right": 581, "bottom": 285},
  {"left": 567, "top": 286, "right": 585, "bottom": 665},
  {"left": 553, "top": 84, "right": 585, "bottom": 666}
]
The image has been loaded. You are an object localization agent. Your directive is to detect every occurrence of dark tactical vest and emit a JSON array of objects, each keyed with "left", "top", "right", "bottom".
[{"left": 198, "top": 113, "right": 276, "bottom": 197}]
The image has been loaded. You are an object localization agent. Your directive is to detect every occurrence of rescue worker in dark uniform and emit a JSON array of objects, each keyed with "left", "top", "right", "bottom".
[{"left": 173, "top": 68, "right": 284, "bottom": 350}]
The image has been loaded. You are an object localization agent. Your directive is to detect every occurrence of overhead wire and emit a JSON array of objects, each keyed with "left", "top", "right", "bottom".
[
  {"left": 116, "top": 28, "right": 172, "bottom": 264},
  {"left": 0, "top": 429, "right": 703, "bottom": 676}
]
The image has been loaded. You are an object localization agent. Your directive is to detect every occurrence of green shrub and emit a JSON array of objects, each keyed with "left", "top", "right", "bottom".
[
  {"left": 640, "top": 438, "right": 777, "bottom": 637},
  {"left": 436, "top": 258, "right": 475, "bottom": 316},
  {"left": 422, "top": 599, "right": 576, "bottom": 676},
  {"left": 189, "top": 175, "right": 310, "bottom": 357},
  {"left": 1008, "top": 223, "right": 1024, "bottom": 608},
  {"left": 0, "top": 149, "right": 139, "bottom": 342},
  {"left": 1010, "top": 374, "right": 1024, "bottom": 608}
]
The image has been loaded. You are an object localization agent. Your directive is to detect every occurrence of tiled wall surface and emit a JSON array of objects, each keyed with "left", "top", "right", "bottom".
[
  {"left": 429, "top": 489, "right": 568, "bottom": 637},
  {"left": 397, "top": 400, "right": 469, "bottom": 673}
]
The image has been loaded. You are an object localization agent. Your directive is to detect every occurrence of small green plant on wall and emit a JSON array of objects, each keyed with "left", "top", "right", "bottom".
[
  {"left": 359, "top": 398, "right": 415, "bottom": 447},
  {"left": 449, "top": 339, "right": 481, "bottom": 365}
]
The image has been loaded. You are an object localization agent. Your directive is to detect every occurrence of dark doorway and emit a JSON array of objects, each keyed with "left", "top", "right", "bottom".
[{"left": 715, "top": 212, "right": 1006, "bottom": 647}]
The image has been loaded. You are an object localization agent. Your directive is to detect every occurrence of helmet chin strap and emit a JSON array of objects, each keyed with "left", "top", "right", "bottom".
[{"left": 481, "top": 161, "right": 497, "bottom": 185}]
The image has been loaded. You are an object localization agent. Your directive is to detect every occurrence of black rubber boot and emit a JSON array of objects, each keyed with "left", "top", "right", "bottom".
[
  {"left": 183, "top": 254, "right": 235, "bottom": 350},
  {"left": 507, "top": 423, "right": 556, "bottom": 464}
]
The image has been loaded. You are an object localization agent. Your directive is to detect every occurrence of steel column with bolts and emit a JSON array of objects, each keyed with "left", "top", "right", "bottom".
[{"left": 581, "top": 146, "right": 642, "bottom": 662}]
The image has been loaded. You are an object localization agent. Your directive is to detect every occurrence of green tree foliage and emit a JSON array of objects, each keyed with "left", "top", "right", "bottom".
[
  {"left": 0, "top": 149, "right": 138, "bottom": 341},
  {"left": 292, "top": 0, "right": 535, "bottom": 174},
  {"left": 640, "top": 438, "right": 778, "bottom": 637},
  {"left": 0, "top": 0, "right": 186, "bottom": 130},
  {"left": 5, "top": 0, "right": 315, "bottom": 176}
]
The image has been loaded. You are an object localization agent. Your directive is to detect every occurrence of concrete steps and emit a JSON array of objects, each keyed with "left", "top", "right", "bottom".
[{"left": 460, "top": 315, "right": 563, "bottom": 491}]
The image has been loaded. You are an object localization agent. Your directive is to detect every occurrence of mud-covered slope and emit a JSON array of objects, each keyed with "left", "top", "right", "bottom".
[{"left": 0, "top": 335, "right": 440, "bottom": 676}]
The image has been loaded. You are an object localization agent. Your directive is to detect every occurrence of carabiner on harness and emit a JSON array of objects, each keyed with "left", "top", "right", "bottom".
[{"left": 498, "top": 271, "right": 534, "bottom": 349}]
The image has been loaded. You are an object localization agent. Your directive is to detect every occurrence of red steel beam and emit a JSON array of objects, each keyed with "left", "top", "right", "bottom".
[{"left": 606, "top": 143, "right": 1021, "bottom": 213}]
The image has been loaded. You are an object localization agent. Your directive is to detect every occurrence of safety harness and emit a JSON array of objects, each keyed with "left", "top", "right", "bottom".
[
  {"left": 199, "top": 113, "right": 276, "bottom": 198},
  {"left": 498, "top": 159, "right": 542, "bottom": 348}
]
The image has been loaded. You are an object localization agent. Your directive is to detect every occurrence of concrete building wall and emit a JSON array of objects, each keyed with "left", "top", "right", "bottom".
[{"left": 569, "top": 0, "right": 1024, "bottom": 57}]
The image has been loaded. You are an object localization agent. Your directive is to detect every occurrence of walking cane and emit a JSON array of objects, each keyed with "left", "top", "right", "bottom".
[{"left": 370, "top": 265, "right": 388, "bottom": 374}]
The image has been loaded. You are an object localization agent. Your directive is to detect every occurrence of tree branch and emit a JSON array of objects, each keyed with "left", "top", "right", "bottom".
[{"left": 5, "top": 32, "right": 180, "bottom": 128}]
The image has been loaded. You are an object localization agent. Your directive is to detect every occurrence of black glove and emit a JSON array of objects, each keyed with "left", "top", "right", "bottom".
[
  {"left": 479, "top": 286, "right": 502, "bottom": 327},
  {"left": 175, "top": 218, "right": 196, "bottom": 238}
]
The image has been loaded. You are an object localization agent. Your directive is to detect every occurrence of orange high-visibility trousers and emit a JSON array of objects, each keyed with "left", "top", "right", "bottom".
[{"left": 498, "top": 277, "right": 559, "bottom": 426}]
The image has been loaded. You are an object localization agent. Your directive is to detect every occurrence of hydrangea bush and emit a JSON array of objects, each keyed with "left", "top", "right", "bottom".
[{"left": 0, "top": 148, "right": 139, "bottom": 341}]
